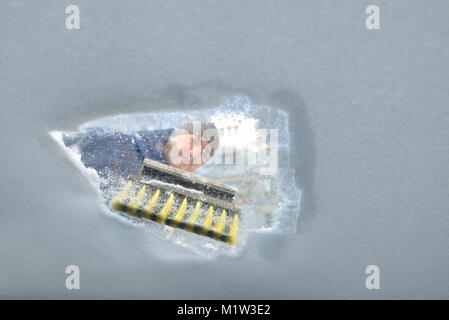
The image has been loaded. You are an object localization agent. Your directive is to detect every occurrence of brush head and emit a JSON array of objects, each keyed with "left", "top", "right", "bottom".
[
  {"left": 140, "top": 158, "right": 237, "bottom": 202},
  {"left": 110, "top": 158, "right": 241, "bottom": 244}
]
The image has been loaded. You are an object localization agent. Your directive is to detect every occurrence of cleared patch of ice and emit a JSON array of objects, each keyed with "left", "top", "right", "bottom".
[{"left": 49, "top": 95, "right": 301, "bottom": 258}]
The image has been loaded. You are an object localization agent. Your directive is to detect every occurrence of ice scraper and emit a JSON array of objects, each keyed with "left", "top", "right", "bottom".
[{"left": 110, "top": 158, "right": 240, "bottom": 244}]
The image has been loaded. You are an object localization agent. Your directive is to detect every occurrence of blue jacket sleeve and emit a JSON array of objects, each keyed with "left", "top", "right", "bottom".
[
  {"left": 133, "top": 129, "right": 174, "bottom": 164},
  {"left": 63, "top": 128, "right": 174, "bottom": 179}
]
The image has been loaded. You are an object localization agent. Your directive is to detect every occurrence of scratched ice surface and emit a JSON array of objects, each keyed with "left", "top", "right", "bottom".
[{"left": 50, "top": 96, "right": 301, "bottom": 257}]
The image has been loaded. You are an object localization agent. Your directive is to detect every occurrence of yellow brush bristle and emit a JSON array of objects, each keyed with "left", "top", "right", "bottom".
[
  {"left": 127, "top": 185, "right": 147, "bottom": 216},
  {"left": 202, "top": 205, "right": 214, "bottom": 233},
  {"left": 142, "top": 189, "right": 160, "bottom": 218},
  {"left": 110, "top": 179, "right": 133, "bottom": 211},
  {"left": 172, "top": 197, "right": 188, "bottom": 227},
  {"left": 228, "top": 214, "right": 239, "bottom": 244},
  {"left": 186, "top": 201, "right": 201, "bottom": 231},
  {"left": 156, "top": 193, "right": 174, "bottom": 223},
  {"left": 214, "top": 209, "right": 227, "bottom": 238}
]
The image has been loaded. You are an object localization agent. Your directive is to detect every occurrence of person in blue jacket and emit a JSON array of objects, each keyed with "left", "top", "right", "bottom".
[{"left": 63, "top": 121, "right": 219, "bottom": 179}]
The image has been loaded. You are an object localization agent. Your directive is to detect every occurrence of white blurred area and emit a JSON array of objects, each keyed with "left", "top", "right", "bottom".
[{"left": 209, "top": 112, "right": 261, "bottom": 153}]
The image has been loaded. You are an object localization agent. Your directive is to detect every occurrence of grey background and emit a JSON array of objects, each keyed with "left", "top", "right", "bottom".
[{"left": 1, "top": 0, "right": 448, "bottom": 299}]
